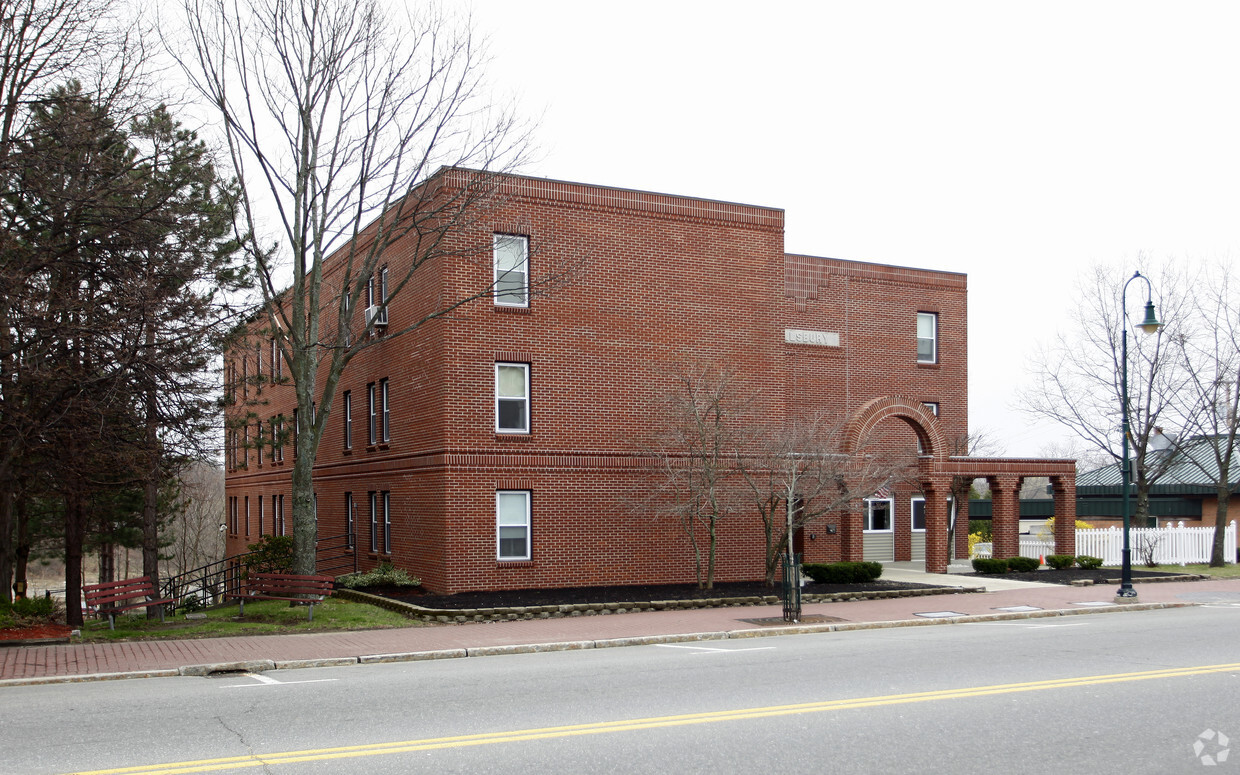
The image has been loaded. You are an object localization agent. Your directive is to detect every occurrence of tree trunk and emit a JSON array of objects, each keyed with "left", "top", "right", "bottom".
[
  {"left": 0, "top": 482, "right": 11, "bottom": 603},
  {"left": 1211, "top": 485, "right": 1230, "bottom": 567},
  {"left": 65, "top": 489, "right": 85, "bottom": 628},
  {"left": 142, "top": 383, "right": 162, "bottom": 616},
  {"left": 291, "top": 422, "right": 318, "bottom": 576},
  {"left": 14, "top": 494, "right": 29, "bottom": 598}
]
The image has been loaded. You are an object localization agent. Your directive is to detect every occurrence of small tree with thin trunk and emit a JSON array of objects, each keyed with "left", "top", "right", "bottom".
[
  {"left": 740, "top": 414, "right": 912, "bottom": 586},
  {"left": 647, "top": 363, "right": 748, "bottom": 590},
  {"left": 1165, "top": 262, "right": 1240, "bottom": 566}
]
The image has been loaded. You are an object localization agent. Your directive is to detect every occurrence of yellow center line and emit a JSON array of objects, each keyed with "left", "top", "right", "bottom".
[{"left": 66, "top": 661, "right": 1240, "bottom": 775}]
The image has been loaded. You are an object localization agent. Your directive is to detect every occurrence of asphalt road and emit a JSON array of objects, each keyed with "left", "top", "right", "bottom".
[{"left": 7, "top": 604, "right": 1240, "bottom": 774}]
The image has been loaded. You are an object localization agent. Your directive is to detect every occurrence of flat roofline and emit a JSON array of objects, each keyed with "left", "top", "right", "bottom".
[{"left": 787, "top": 252, "right": 967, "bottom": 281}]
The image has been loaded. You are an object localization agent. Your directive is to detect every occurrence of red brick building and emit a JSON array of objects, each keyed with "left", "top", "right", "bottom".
[{"left": 223, "top": 170, "right": 1075, "bottom": 593}]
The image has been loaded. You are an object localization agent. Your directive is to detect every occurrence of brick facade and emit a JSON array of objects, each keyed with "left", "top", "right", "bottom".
[{"left": 224, "top": 171, "right": 996, "bottom": 593}]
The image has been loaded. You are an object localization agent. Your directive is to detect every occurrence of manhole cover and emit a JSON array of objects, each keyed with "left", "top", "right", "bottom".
[{"left": 994, "top": 605, "right": 1043, "bottom": 612}]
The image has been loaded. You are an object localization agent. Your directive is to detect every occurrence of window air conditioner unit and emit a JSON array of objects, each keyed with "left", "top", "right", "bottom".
[{"left": 365, "top": 305, "right": 387, "bottom": 327}]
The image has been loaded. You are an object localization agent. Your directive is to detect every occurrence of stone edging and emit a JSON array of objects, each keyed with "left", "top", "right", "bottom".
[{"left": 334, "top": 585, "right": 978, "bottom": 623}]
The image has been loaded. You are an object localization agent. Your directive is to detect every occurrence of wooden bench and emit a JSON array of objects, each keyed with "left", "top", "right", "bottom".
[
  {"left": 229, "top": 572, "right": 334, "bottom": 621},
  {"left": 83, "top": 576, "right": 176, "bottom": 630}
]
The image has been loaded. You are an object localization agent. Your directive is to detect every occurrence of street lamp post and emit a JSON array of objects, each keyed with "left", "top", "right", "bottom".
[{"left": 1117, "top": 270, "right": 1162, "bottom": 601}]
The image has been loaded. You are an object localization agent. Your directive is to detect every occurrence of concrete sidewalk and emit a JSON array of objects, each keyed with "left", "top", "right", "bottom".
[{"left": 4, "top": 573, "right": 1237, "bottom": 687}]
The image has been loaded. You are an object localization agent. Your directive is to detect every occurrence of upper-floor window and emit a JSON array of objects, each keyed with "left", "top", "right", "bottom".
[
  {"left": 917, "top": 312, "right": 938, "bottom": 363},
  {"left": 495, "top": 363, "right": 529, "bottom": 433},
  {"left": 343, "top": 390, "right": 352, "bottom": 450},
  {"left": 922, "top": 402, "right": 939, "bottom": 417},
  {"left": 367, "top": 382, "right": 377, "bottom": 445},
  {"left": 494, "top": 234, "right": 529, "bottom": 307},
  {"left": 379, "top": 378, "right": 390, "bottom": 443}
]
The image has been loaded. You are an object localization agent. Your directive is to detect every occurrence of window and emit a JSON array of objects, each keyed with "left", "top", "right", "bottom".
[
  {"left": 367, "top": 382, "right": 377, "bottom": 445},
  {"left": 379, "top": 266, "right": 388, "bottom": 304},
  {"left": 277, "top": 494, "right": 285, "bottom": 535},
  {"left": 255, "top": 348, "right": 262, "bottom": 392},
  {"left": 244, "top": 496, "right": 250, "bottom": 536},
  {"left": 345, "top": 493, "right": 355, "bottom": 549},
  {"left": 917, "top": 312, "right": 937, "bottom": 363},
  {"left": 493, "top": 234, "right": 529, "bottom": 307},
  {"left": 911, "top": 497, "right": 926, "bottom": 532},
  {"left": 241, "top": 424, "right": 249, "bottom": 467},
  {"left": 496, "top": 490, "right": 531, "bottom": 560},
  {"left": 495, "top": 363, "right": 529, "bottom": 433},
  {"left": 864, "top": 498, "right": 893, "bottom": 532},
  {"left": 271, "top": 338, "right": 282, "bottom": 380},
  {"left": 228, "top": 497, "right": 238, "bottom": 535},
  {"left": 343, "top": 290, "right": 352, "bottom": 346},
  {"left": 922, "top": 402, "right": 939, "bottom": 416},
  {"left": 382, "top": 491, "right": 391, "bottom": 554},
  {"left": 242, "top": 356, "right": 248, "bottom": 397},
  {"left": 343, "top": 391, "right": 352, "bottom": 450},
  {"left": 256, "top": 422, "right": 264, "bottom": 466},
  {"left": 292, "top": 409, "right": 298, "bottom": 454},
  {"left": 258, "top": 496, "right": 265, "bottom": 535},
  {"left": 380, "top": 378, "right": 390, "bottom": 443},
  {"left": 272, "top": 416, "right": 284, "bottom": 462},
  {"left": 369, "top": 491, "right": 378, "bottom": 552}
]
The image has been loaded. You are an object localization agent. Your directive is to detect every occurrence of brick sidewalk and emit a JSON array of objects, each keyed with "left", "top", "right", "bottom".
[{"left": 3, "top": 578, "right": 1235, "bottom": 686}]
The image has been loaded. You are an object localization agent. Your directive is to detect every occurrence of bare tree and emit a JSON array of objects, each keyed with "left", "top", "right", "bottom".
[
  {"left": 177, "top": 0, "right": 536, "bottom": 574},
  {"left": 1022, "top": 262, "right": 1191, "bottom": 527},
  {"left": 647, "top": 364, "right": 749, "bottom": 590},
  {"left": 740, "top": 415, "right": 911, "bottom": 586},
  {"left": 163, "top": 462, "right": 225, "bottom": 577},
  {"left": 1165, "top": 261, "right": 1240, "bottom": 566}
]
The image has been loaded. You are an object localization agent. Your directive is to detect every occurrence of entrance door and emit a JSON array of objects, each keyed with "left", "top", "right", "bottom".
[{"left": 862, "top": 498, "right": 894, "bottom": 561}]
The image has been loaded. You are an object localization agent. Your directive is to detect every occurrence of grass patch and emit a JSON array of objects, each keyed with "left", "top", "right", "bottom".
[
  {"left": 1146, "top": 563, "right": 1240, "bottom": 580},
  {"left": 78, "top": 597, "right": 429, "bottom": 642}
]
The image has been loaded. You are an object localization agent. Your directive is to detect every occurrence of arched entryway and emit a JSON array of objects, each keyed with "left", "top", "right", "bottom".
[{"left": 839, "top": 396, "right": 1078, "bottom": 574}]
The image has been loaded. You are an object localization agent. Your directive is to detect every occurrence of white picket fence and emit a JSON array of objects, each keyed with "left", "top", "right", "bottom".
[{"left": 995, "top": 522, "right": 1238, "bottom": 566}]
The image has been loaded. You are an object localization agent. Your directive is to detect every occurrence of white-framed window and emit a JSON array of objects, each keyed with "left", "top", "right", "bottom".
[
  {"left": 382, "top": 491, "right": 391, "bottom": 554},
  {"left": 367, "top": 382, "right": 377, "bottom": 445},
  {"left": 258, "top": 496, "right": 265, "bottom": 535},
  {"left": 343, "top": 391, "right": 352, "bottom": 450},
  {"left": 369, "top": 491, "right": 378, "bottom": 552},
  {"left": 277, "top": 494, "right": 285, "bottom": 535},
  {"left": 256, "top": 422, "right": 264, "bottom": 466},
  {"left": 345, "top": 492, "right": 355, "bottom": 549},
  {"left": 495, "top": 363, "right": 529, "bottom": 433},
  {"left": 496, "top": 490, "right": 531, "bottom": 560},
  {"left": 917, "top": 312, "right": 937, "bottom": 363},
  {"left": 922, "top": 402, "right": 939, "bottom": 416},
  {"left": 864, "top": 497, "right": 893, "bottom": 532},
  {"left": 380, "top": 378, "right": 390, "bottom": 443},
  {"left": 493, "top": 234, "right": 529, "bottom": 307},
  {"left": 911, "top": 497, "right": 926, "bottom": 532},
  {"left": 244, "top": 496, "right": 250, "bottom": 536}
]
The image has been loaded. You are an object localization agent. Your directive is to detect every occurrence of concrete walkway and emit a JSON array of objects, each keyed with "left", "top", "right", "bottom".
[{"left": 3, "top": 571, "right": 1237, "bottom": 687}]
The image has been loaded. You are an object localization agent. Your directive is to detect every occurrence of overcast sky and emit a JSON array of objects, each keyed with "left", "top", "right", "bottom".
[{"left": 468, "top": 0, "right": 1240, "bottom": 457}]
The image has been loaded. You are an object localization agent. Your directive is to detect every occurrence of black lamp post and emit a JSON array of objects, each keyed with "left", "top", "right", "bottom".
[{"left": 1117, "top": 271, "right": 1162, "bottom": 600}]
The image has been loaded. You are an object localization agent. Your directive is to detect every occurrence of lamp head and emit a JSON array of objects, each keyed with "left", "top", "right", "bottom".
[{"left": 1137, "top": 300, "right": 1162, "bottom": 335}]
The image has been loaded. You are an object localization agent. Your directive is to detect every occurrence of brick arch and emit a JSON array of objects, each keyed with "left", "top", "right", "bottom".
[{"left": 843, "top": 396, "right": 945, "bottom": 460}]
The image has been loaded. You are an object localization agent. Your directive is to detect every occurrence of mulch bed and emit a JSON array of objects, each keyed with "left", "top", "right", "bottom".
[
  {"left": 367, "top": 579, "right": 947, "bottom": 611},
  {"left": 0, "top": 623, "right": 72, "bottom": 643}
]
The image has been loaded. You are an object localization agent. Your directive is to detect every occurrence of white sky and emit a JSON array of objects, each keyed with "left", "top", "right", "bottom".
[{"left": 468, "top": 0, "right": 1240, "bottom": 458}]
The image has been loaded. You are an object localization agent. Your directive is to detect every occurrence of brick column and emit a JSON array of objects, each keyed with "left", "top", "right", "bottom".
[
  {"left": 989, "top": 475, "right": 1022, "bottom": 560},
  {"left": 840, "top": 498, "right": 865, "bottom": 562},
  {"left": 923, "top": 477, "right": 953, "bottom": 574},
  {"left": 1051, "top": 476, "right": 1077, "bottom": 557}
]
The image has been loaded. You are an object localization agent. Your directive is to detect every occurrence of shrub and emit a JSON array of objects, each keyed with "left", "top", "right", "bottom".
[
  {"left": 1006, "top": 556, "right": 1041, "bottom": 572},
  {"left": 1036, "top": 517, "right": 1093, "bottom": 541},
  {"left": 1045, "top": 554, "right": 1076, "bottom": 570},
  {"left": 179, "top": 593, "right": 203, "bottom": 613},
  {"left": 972, "top": 557, "right": 1009, "bottom": 574},
  {"left": 1076, "top": 555, "right": 1104, "bottom": 570},
  {"left": 245, "top": 535, "right": 294, "bottom": 574},
  {"left": 0, "top": 595, "right": 60, "bottom": 626},
  {"left": 336, "top": 562, "right": 421, "bottom": 590},
  {"left": 801, "top": 561, "right": 883, "bottom": 584},
  {"left": 968, "top": 532, "right": 986, "bottom": 557}
]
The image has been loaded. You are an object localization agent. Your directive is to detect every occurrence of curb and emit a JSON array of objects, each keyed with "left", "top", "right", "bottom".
[
  {"left": 333, "top": 584, "right": 978, "bottom": 623},
  {"left": 0, "top": 600, "right": 1198, "bottom": 688}
]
